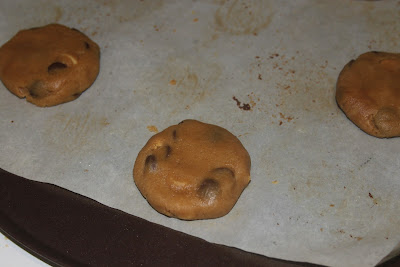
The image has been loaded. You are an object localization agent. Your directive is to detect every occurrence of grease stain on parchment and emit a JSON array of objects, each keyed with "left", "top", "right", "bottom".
[
  {"left": 4, "top": 0, "right": 164, "bottom": 38},
  {"left": 362, "top": 3, "right": 400, "bottom": 49},
  {"left": 248, "top": 51, "right": 338, "bottom": 126},
  {"left": 53, "top": 6, "right": 63, "bottom": 22},
  {"left": 287, "top": 164, "right": 400, "bottom": 244},
  {"left": 94, "top": 0, "right": 164, "bottom": 22},
  {"left": 3, "top": 1, "right": 66, "bottom": 28},
  {"left": 214, "top": 0, "right": 273, "bottom": 35},
  {"left": 44, "top": 112, "right": 110, "bottom": 153},
  {"left": 139, "top": 56, "right": 223, "bottom": 113},
  {"left": 147, "top": 125, "right": 159, "bottom": 133}
]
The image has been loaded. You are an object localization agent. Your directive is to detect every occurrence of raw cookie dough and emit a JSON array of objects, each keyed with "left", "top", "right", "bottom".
[
  {"left": 336, "top": 51, "right": 400, "bottom": 138},
  {"left": 0, "top": 24, "right": 100, "bottom": 107},
  {"left": 133, "top": 120, "right": 251, "bottom": 220}
]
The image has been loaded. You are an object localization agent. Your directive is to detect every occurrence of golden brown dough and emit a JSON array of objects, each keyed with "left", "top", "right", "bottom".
[
  {"left": 0, "top": 24, "right": 100, "bottom": 107},
  {"left": 133, "top": 120, "right": 251, "bottom": 220},
  {"left": 336, "top": 51, "right": 400, "bottom": 138}
]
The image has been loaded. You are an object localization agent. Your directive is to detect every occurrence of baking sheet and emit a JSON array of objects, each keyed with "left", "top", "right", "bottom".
[{"left": 0, "top": 0, "right": 400, "bottom": 266}]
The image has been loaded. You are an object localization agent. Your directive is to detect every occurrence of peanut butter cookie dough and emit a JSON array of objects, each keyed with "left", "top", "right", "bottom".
[
  {"left": 0, "top": 24, "right": 100, "bottom": 107},
  {"left": 133, "top": 120, "right": 251, "bottom": 220},
  {"left": 336, "top": 51, "right": 400, "bottom": 138}
]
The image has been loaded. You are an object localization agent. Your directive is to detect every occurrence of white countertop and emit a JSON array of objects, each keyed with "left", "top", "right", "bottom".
[{"left": 0, "top": 232, "right": 48, "bottom": 267}]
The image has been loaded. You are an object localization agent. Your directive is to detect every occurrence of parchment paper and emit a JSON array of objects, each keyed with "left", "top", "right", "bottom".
[{"left": 1, "top": 1, "right": 400, "bottom": 266}]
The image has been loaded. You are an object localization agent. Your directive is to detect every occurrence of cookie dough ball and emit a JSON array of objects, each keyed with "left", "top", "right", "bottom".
[
  {"left": 0, "top": 24, "right": 100, "bottom": 107},
  {"left": 133, "top": 120, "right": 251, "bottom": 220},
  {"left": 336, "top": 51, "right": 400, "bottom": 138}
]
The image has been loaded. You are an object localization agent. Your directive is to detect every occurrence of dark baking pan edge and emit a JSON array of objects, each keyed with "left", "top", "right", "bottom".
[{"left": 0, "top": 168, "right": 397, "bottom": 266}]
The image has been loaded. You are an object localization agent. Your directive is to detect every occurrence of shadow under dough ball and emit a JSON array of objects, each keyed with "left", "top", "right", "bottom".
[
  {"left": 133, "top": 120, "right": 251, "bottom": 220},
  {"left": 0, "top": 23, "right": 100, "bottom": 107}
]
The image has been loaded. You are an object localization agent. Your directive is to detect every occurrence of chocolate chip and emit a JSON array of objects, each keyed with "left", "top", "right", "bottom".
[
  {"left": 165, "top": 146, "right": 172, "bottom": 158},
  {"left": 373, "top": 106, "right": 400, "bottom": 134},
  {"left": 210, "top": 129, "right": 224, "bottom": 142},
  {"left": 72, "top": 92, "right": 82, "bottom": 98},
  {"left": 198, "top": 179, "right": 220, "bottom": 200},
  {"left": 28, "top": 81, "right": 47, "bottom": 98},
  {"left": 84, "top": 42, "right": 90, "bottom": 49},
  {"left": 48, "top": 62, "right": 67, "bottom": 74},
  {"left": 348, "top": 59, "right": 355, "bottom": 67},
  {"left": 29, "top": 91, "right": 38, "bottom": 98},
  {"left": 172, "top": 130, "right": 177, "bottom": 140},
  {"left": 145, "top": 155, "right": 157, "bottom": 172}
]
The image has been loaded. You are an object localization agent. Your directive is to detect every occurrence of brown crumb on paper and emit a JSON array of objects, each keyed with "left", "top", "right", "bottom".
[
  {"left": 147, "top": 125, "right": 159, "bottom": 133},
  {"left": 272, "top": 180, "right": 278, "bottom": 184},
  {"left": 369, "top": 192, "right": 374, "bottom": 198},
  {"left": 269, "top": 53, "right": 279, "bottom": 59},
  {"left": 247, "top": 92, "right": 258, "bottom": 108},
  {"left": 100, "top": 118, "right": 110, "bottom": 126},
  {"left": 169, "top": 79, "right": 177, "bottom": 85},
  {"left": 350, "top": 234, "right": 363, "bottom": 241},
  {"left": 278, "top": 113, "right": 294, "bottom": 124},
  {"left": 232, "top": 96, "right": 251, "bottom": 111}
]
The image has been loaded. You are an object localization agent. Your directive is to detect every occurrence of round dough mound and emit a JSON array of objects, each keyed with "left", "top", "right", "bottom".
[
  {"left": 133, "top": 120, "right": 251, "bottom": 220},
  {"left": 0, "top": 24, "right": 100, "bottom": 107},
  {"left": 336, "top": 51, "right": 400, "bottom": 138}
]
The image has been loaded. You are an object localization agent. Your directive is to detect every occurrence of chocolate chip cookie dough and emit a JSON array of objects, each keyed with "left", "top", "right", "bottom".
[
  {"left": 0, "top": 24, "right": 100, "bottom": 107},
  {"left": 133, "top": 120, "right": 251, "bottom": 220},
  {"left": 336, "top": 51, "right": 400, "bottom": 138}
]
